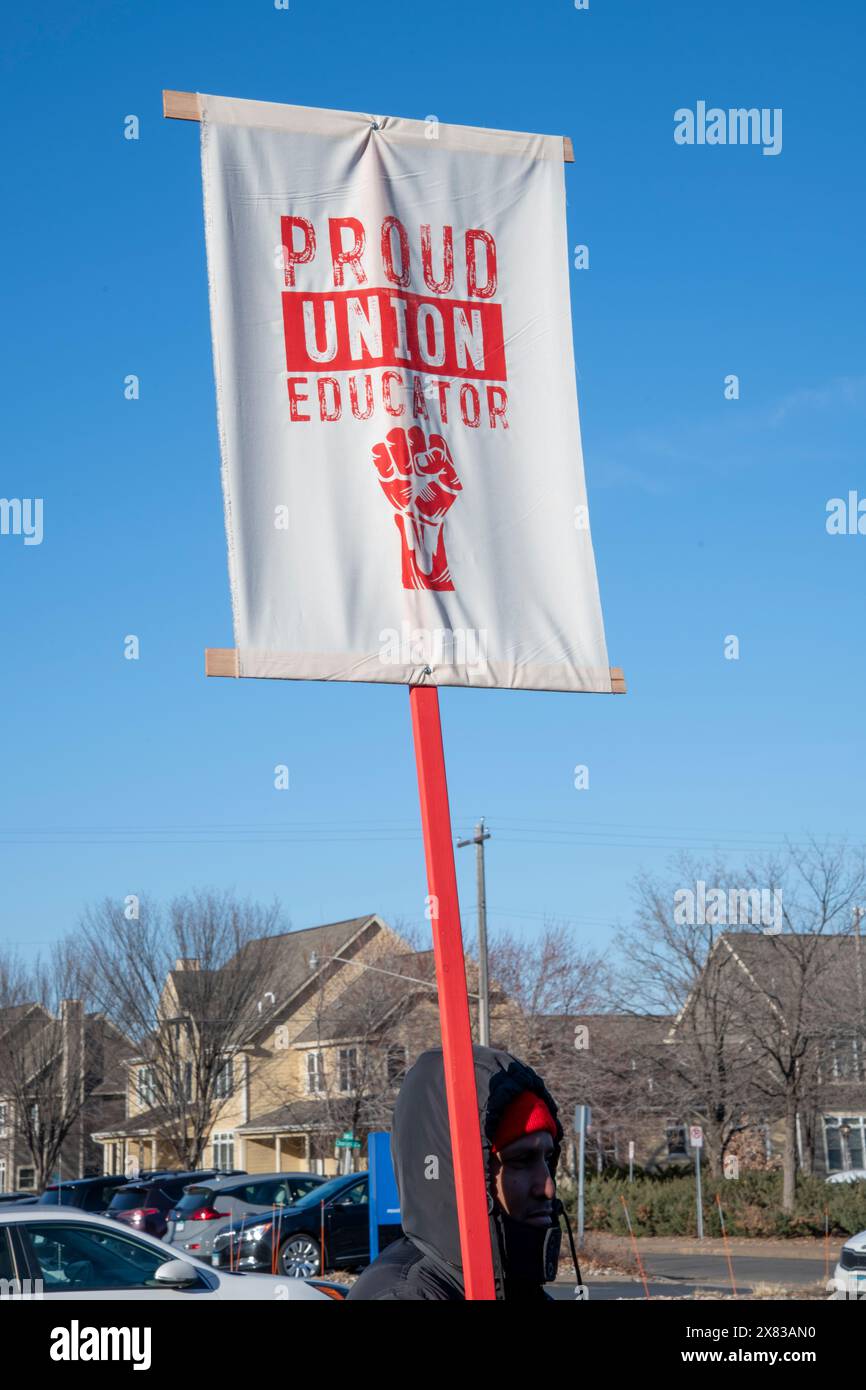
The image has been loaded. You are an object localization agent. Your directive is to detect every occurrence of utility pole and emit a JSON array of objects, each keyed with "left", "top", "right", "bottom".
[{"left": 457, "top": 819, "right": 491, "bottom": 1046}]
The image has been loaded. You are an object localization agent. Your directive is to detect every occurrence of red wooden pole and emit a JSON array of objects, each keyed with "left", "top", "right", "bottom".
[{"left": 409, "top": 684, "right": 496, "bottom": 1301}]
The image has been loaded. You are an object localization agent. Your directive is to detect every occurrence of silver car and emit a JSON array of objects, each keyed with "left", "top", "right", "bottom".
[
  {"left": 829, "top": 1227, "right": 866, "bottom": 1299},
  {"left": 166, "top": 1172, "right": 325, "bottom": 1260},
  {"left": 0, "top": 1206, "right": 327, "bottom": 1301}
]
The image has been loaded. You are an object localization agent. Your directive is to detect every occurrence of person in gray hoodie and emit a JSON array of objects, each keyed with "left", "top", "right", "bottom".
[{"left": 348, "top": 1044, "right": 580, "bottom": 1300}]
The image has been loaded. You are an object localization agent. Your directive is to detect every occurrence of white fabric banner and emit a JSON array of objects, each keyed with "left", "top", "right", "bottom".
[{"left": 199, "top": 93, "right": 612, "bottom": 692}]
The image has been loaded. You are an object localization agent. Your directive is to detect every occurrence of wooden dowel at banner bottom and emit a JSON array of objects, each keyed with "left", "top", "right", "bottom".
[
  {"left": 203, "top": 650, "right": 626, "bottom": 692},
  {"left": 409, "top": 684, "right": 496, "bottom": 1301}
]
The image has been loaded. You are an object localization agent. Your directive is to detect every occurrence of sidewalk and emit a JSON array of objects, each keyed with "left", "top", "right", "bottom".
[{"left": 583, "top": 1233, "right": 830, "bottom": 1262}]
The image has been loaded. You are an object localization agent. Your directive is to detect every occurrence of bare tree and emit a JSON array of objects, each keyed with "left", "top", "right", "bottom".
[
  {"left": 614, "top": 843, "right": 866, "bottom": 1206},
  {"left": 0, "top": 944, "right": 107, "bottom": 1189},
  {"left": 612, "top": 856, "right": 761, "bottom": 1178},
  {"left": 724, "top": 841, "right": 866, "bottom": 1211},
  {"left": 79, "top": 890, "right": 284, "bottom": 1169},
  {"left": 484, "top": 920, "right": 612, "bottom": 1171}
]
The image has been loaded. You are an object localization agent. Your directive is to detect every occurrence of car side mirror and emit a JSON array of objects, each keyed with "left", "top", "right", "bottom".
[{"left": 154, "top": 1259, "right": 199, "bottom": 1287}]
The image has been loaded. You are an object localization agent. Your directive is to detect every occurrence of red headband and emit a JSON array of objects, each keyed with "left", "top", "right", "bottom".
[{"left": 491, "top": 1089, "right": 557, "bottom": 1154}]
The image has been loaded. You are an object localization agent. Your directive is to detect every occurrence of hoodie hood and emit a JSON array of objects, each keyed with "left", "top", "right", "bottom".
[{"left": 391, "top": 1046, "right": 564, "bottom": 1295}]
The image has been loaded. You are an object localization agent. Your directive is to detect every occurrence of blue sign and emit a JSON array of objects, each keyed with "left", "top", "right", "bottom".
[{"left": 368, "top": 1131, "right": 401, "bottom": 1260}]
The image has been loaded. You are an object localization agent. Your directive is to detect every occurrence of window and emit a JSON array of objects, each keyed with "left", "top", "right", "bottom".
[
  {"left": 237, "top": 1179, "right": 284, "bottom": 1207},
  {"left": 18, "top": 1168, "right": 36, "bottom": 1190},
  {"left": 335, "top": 1180, "right": 368, "bottom": 1206},
  {"left": 137, "top": 1067, "right": 156, "bottom": 1107},
  {"left": 83, "top": 1182, "right": 122, "bottom": 1213},
  {"left": 338, "top": 1047, "right": 358, "bottom": 1094},
  {"left": 819, "top": 1036, "right": 865, "bottom": 1085},
  {"left": 22, "top": 1221, "right": 206, "bottom": 1292},
  {"left": 212, "top": 1132, "right": 235, "bottom": 1171},
  {"left": 824, "top": 1116, "right": 866, "bottom": 1173},
  {"left": 665, "top": 1123, "right": 688, "bottom": 1158},
  {"left": 306, "top": 1051, "right": 324, "bottom": 1094},
  {"left": 386, "top": 1044, "right": 407, "bottom": 1087},
  {"left": 831, "top": 1038, "right": 862, "bottom": 1082},
  {"left": 0, "top": 1103, "right": 7, "bottom": 1137},
  {"left": 290, "top": 1178, "right": 321, "bottom": 1200},
  {"left": 239, "top": 1178, "right": 317, "bottom": 1207},
  {"left": 214, "top": 1057, "right": 234, "bottom": 1100},
  {"left": 0, "top": 1228, "right": 14, "bottom": 1283}
]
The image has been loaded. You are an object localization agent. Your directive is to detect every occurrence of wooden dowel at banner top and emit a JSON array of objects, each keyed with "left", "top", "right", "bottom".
[
  {"left": 409, "top": 684, "right": 497, "bottom": 1301},
  {"left": 162, "top": 91, "right": 575, "bottom": 162}
]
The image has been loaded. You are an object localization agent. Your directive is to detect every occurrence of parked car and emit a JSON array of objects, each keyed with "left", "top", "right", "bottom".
[
  {"left": 306, "top": 1279, "right": 351, "bottom": 1300},
  {"left": 0, "top": 1193, "right": 37, "bottom": 1206},
  {"left": 0, "top": 1207, "right": 327, "bottom": 1300},
  {"left": 167, "top": 1171, "right": 326, "bottom": 1260},
  {"left": 212, "top": 1171, "right": 400, "bottom": 1278},
  {"left": 830, "top": 1227, "right": 866, "bottom": 1298},
  {"left": 105, "top": 1170, "right": 245, "bottom": 1240},
  {"left": 36, "top": 1175, "right": 135, "bottom": 1214},
  {"left": 826, "top": 1169, "right": 866, "bottom": 1184}
]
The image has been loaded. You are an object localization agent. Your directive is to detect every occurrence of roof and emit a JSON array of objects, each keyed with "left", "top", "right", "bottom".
[
  {"left": 0, "top": 1008, "right": 135, "bottom": 1092},
  {"left": 233, "top": 915, "right": 386, "bottom": 1038},
  {"left": 166, "top": 970, "right": 219, "bottom": 1014},
  {"left": 540, "top": 1011, "right": 673, "bottom": 1048},
  {"left": 670, "top": 930, "right": 866, "bottom": 1040},
  {"left": 237, "top": 1100, "right": 357, "bottom": 1134},
  {"left": 291, "top": 949, "right": 437, "bottom": 1044},
  {"left": 91, "top": 1105, "right": 175, "bottom": 1140}
]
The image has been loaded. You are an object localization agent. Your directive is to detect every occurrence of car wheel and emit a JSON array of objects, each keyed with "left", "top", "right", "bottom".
[{"left": 279, "top": 1235, "right": 321, "bottom": 1278}]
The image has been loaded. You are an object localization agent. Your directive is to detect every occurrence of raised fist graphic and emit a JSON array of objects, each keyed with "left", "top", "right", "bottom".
[{"left": 371, "top": 426, "right": 462, "bottom": 590}]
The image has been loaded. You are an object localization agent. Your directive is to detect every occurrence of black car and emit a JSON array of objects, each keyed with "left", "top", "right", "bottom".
[
  {"left": 105, "top": 1169, "right": 246, "bottom": 1240},
  {"left": 0, "top": 1192, "right": 37, "bottom": 1206},
  {"left": 36, "top": 1174, "right": 135, "bottom": 1214},
  {"left": 211, "top": 1172, "right": 400, "bottom": 1278}
]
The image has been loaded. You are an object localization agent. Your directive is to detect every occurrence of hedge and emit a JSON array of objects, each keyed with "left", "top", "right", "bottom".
[{"left": 558, "top": 1169, "right": 866, "bottom": 1238}]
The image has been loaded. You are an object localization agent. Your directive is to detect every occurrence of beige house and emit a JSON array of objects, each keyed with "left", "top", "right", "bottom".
[{"left": 92, "top": 914, "right": 441, "bottom": 1177}]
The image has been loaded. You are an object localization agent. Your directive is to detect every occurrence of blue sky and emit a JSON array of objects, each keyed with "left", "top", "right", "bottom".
[{"left": 1, "top": 0, "right": 863, "bottom": 961}]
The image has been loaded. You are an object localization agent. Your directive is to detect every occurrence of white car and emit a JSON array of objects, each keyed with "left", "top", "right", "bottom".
[
  {"left": 0, "top": 1205, "right": 328, "bottom": 1301},
  {"left": 829, "top": 1227, "right": 866, "bottom": 1299},
  {"left": 826, "top": 1169, "right": 866, "bottom": 1184}
]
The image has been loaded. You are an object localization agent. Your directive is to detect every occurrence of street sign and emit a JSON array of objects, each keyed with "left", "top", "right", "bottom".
[
  {"left": 336, "top": 1138, "right": 361, "bottom": 1149},
  {"left": 689, "top": 1125, "right": 704, "bottom": 1149},
  {"left": 368, "top": 1132, "right": 402, "bottom": 1261}
]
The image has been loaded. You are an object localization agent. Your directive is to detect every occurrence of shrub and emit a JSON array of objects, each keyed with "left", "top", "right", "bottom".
[{"left": 565, "top": 1171, "right": 866, "bottom": 1238}]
